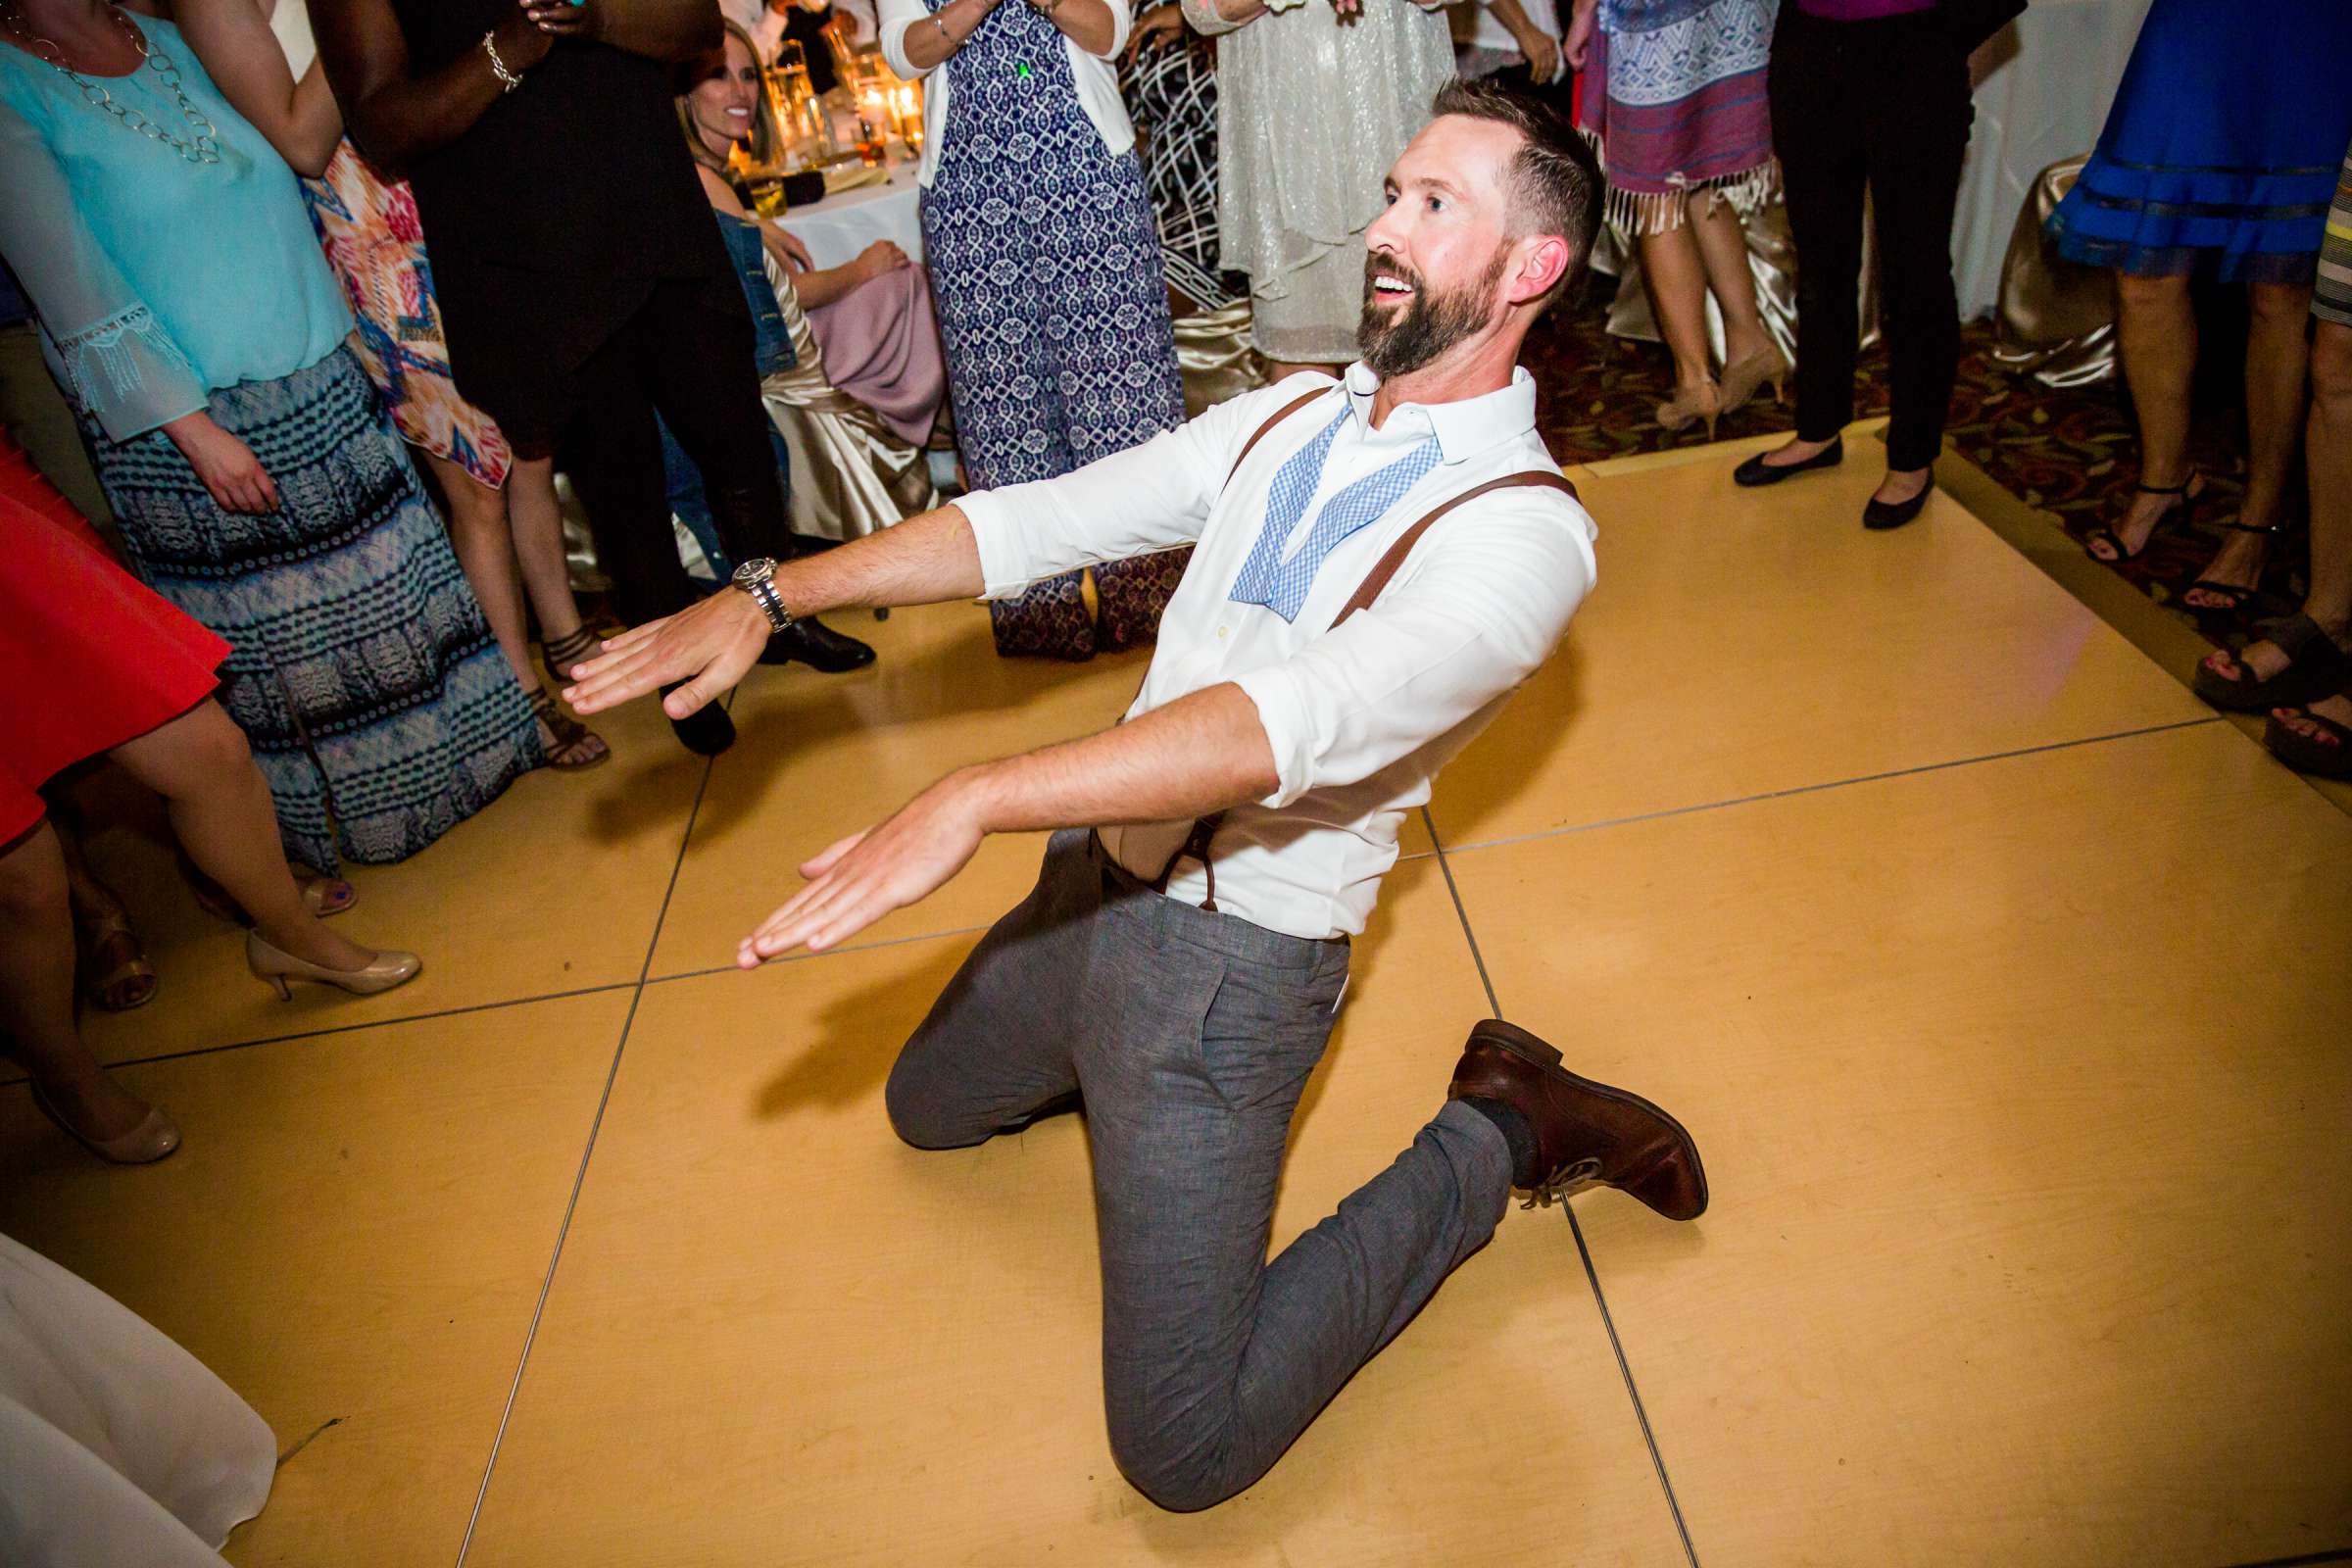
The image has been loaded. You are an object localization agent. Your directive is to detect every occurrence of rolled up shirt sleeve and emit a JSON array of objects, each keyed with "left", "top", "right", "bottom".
[
  {"left": 1229, "top": 493, "right": 1595, "bottom": 808},
  {"left": 956, "top": 375, "right": 1323, "bottom": 601}
]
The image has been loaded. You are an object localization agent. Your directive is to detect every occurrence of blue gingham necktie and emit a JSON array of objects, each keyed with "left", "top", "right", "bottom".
[{"left": 1228, "top": 410, "right": 1444, "bottom": 622}]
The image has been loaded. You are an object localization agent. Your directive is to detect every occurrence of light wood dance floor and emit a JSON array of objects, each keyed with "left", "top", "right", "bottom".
[{"left": 6, "top": 431, "right": 2347, "bottom": 1567}]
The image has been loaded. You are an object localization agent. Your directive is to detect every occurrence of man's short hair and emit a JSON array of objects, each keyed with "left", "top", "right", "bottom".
[{"left": 1429, "top": 77, "right": 1602, "bottom": 308}]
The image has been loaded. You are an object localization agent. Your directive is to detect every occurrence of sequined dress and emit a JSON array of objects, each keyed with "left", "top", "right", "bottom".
[{"left": 1179, "top": 0, "right": 1453, "bottom": 364}]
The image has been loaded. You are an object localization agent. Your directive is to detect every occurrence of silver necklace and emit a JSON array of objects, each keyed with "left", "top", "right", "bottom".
[{"left": 0, "top": 2, "right": 221, "bottom": 165}]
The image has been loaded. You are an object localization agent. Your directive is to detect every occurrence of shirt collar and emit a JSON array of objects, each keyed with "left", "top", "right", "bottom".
[{"left": 1340, "top": 361, "right": 1541, "bottom": 465}]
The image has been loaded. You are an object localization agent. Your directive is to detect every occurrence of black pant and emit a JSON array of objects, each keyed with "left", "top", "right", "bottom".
[
  {"left": 1769, "top": 7, "right": 1974, "bottom": 473},
  {"left": 557, "top": 276, "right": 790, "bottom": 627}
]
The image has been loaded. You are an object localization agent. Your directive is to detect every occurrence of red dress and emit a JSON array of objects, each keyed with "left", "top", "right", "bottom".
[{"left": 1, "top": 433, "right": 230, "bottom": 845}]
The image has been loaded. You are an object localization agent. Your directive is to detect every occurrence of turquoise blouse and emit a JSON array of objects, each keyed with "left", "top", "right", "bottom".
[{"left": 0, "top": 17, "right": 351, "bottom": 442}]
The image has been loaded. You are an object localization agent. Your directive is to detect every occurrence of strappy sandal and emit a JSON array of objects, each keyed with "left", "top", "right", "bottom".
[
  {"left": 528, "top": 686, "right": 612, "bottom": 770},
  {"left": 2084, "top": 470, "right": 2201, "bottom": 564},
  {"left": 2191, "top": 612, "right": 2352, "bottom": 713},
  {"left": 2180, "top": 514, "right": 2290, "bottom": 624},
  {"left": 2264, "top": 689, "right": 2352, "bottom": 778},
  {"left": 74, "top": 904, "right": 157, "bottom": 1012},
  {"left": 540, "top": 625, "right": 604, "bottom": 693}
]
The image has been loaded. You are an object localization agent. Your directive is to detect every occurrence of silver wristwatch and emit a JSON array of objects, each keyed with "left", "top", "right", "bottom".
[{"left": 729, "top": 557, "right": 796, "bottom": 636}]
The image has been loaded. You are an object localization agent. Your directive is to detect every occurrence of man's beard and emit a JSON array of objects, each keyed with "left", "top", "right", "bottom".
[{"left": 1355, "top": 251, "right": 1505, "bottom": 378}]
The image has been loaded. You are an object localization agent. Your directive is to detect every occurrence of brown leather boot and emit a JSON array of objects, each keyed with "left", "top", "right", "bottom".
[{"left": 1446, "top": 1019, "right": 1708, "bottom": 1221}]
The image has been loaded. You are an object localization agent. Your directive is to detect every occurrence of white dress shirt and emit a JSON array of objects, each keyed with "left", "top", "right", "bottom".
[
  {"left": 879, "top": 0, "right": 1136, "bottom": 189},
  {"left": 956, "top": 363, "right": 1597, "bottom": 941}
]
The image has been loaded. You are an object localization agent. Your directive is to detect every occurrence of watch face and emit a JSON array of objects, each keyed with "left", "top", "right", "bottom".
[{"left": 731, "top": 556, "right": 778, "bottom": 587}]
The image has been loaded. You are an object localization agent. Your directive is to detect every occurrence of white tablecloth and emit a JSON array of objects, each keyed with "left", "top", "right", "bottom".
[
  {"left": 779, "top": 177, "right": 926, "bottom": 271},
  {"left": 1951, "top": 0, "right": 2154, "bottom": 318}
]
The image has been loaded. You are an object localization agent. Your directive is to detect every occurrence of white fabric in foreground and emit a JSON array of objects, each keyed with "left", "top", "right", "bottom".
[{"left": 0, "top": 1233, "right": 274, "bottom": 1568}]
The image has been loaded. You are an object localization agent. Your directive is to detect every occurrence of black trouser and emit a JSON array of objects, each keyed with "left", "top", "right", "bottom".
[
  {"left": 1769, "top": 6, "right": 1974, "bottom": 473},
  {"left": 557, "top": 276, "right": 789, "bottom": 627}
]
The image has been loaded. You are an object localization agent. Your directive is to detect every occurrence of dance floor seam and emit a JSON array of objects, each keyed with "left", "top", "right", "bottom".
[
  {"left": 1424, "top": 803, "right": 1705, "bottom": 1568},
  {"left": 1435, "top": 714, "right": 2231, "bottom": 858},
  {"left": 452, "top": 740, "right": 720, "bottom": 1568}
]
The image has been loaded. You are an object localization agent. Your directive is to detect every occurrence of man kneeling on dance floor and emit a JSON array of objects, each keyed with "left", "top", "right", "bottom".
[{"left": 566, "top": 77, "right": 1707, "bottom": 1511}]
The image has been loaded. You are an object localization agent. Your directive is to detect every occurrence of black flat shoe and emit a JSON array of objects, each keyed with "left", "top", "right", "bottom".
[
  {"left": 1862, "top": 472, "right": 1935, "bottom": 531},
  {"left": 664, "top": 683, "right": 735, "bottom": 756},
  {"left": 758, "top": 615, "right": 877, "bottom": 674},
  {"left": 1733, "top": 436, "right": 1843, "bottom": 487}
]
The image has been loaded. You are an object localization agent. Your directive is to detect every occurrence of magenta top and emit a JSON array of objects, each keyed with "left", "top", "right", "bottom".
[{"left": 1795, "top": 0, "right": 1936, "bottom": 18}]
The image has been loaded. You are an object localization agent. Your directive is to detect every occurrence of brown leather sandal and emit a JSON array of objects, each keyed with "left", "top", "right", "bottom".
[
  {"left": 540, "top": 625, "right": 604, "bottom": 693},
  {"left": 528, "top": 686, "right": 611, "bottom": 770}
]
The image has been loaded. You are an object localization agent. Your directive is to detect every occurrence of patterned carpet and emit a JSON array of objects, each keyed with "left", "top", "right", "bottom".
[{"left": 1522, "top": 289, "right": 2308, "bottom": 652}]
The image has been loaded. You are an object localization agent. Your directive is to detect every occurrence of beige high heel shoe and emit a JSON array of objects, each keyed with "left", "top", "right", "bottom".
[
  {"left": 31, "top": 1082, "right": 181, "bottom": 1164},
  {"left": 246, "top": 930, "right": 422, "bottom": 999},
  {"left": 1718, "top": 342, "right": 1788, "bottom": 417},
  {"left": 1655, "top": 378, "right": 1722, "bottom": 440}
]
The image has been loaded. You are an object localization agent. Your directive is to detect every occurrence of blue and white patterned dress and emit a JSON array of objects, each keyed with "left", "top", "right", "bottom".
[{"left": 920, "top": 0, "right": 1188, "bottom": 659}]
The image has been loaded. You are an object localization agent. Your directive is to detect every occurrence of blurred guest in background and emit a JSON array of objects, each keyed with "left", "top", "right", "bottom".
[
  {"left": 302, "top": 140, "right": 611, "bottom": 769},
  {"left": 2046, "top": 0, "right": 2352, "bottom": 617},
  {"left": 2193, "top": 142, "right": 2352, "bottom": 777},
  {"left": 885, "top": 0, "right": 1189, "bottom": 659},
  {"left": 316, "top": 0, "right": 873, "bottom": 763},
  {"left": 1181, "top": 0, "right": 1451, "bottom": 383},
  {"left": 1733, "top": 0, "right": 2014, "bottom": 531},
  {"left": 0, "top": 0, "right": 540, "bottom": 874},
  {"left": 676, "top": 23, "right": 941, "bottom": 543},
  {"left": 1568, "top": 0, "right": 1780, "bottom": 439},
  {"left": 1450, "top": 0, "right": 1564, "bottom": 108}
]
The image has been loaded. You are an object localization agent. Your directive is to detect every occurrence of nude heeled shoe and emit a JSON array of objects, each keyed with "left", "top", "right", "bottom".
[
  {"left": 30, "top": 1082, "right": 181, "bottom": 1164},
  {"left": 1717, "top": 342, "right": 1788, "bottom": 417},
  {"left": 1655, "top": 378, "right": 1722, "bottom": 440},
  {"left": 246, "top": 930, "right": 422, "bottom": 999}
]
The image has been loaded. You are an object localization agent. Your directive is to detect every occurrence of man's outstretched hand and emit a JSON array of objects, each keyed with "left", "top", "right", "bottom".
[
  {"left": 562, "top": 590, "right": 770, "bottom": 718},
  {"left": 738, "top": 775, "right": 991, "bottom": 965}
]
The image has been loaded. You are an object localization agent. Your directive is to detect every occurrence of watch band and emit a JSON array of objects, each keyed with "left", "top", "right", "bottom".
[{"left": 747, "top": 577, "right": 794, "bottom": 635}]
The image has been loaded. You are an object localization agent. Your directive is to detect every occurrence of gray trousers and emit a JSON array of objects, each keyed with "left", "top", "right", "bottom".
[{"left": 886, "top": 830, "right": 1513, "bottom": 1511}]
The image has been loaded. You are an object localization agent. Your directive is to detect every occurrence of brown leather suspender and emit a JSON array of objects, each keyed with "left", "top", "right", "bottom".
[{"left": 1147, "top": 396, "right": 1585, "bottom": 912}]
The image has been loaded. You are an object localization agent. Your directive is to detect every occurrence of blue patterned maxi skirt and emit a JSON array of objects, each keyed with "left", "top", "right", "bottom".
[
  {"left": 921, "top": 0, "right": 1188, "bottom": 660},
  {"left": 85, "top": 346, "right": 538, "bottom": 870}
]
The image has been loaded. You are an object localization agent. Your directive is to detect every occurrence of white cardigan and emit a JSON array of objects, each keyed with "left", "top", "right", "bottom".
[{"left": 879, "top": 0, "right": 1137, "bottom": 188}]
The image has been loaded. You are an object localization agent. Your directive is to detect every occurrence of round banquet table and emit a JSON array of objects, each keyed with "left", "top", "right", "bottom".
[{"left": 776, "top": 175, "right": 927, "bottom": 271}]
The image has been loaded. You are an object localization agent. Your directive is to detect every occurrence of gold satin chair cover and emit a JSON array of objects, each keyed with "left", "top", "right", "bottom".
[
  {"left": 1173, "top": 300, "right": 1269, "bottom": 417},
  {"left": 760, "top": 253, "right": 940, "bottom": 541},
  {"left": 1989, "top": 155, "right": 2117, "bottom": 389}
]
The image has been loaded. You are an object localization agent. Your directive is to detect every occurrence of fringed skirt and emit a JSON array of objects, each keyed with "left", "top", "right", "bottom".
[
  {"left": 85, "top": 347, "right": 538, "bottom": 872},
  {"left": 1579, "top": 0, "right": 1781, "bottom": 235}
]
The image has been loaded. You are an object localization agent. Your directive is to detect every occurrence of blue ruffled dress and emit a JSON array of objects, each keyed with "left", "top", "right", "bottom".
[{"left": 2046, "top": 0, "right": 2352, "bottom": 282}]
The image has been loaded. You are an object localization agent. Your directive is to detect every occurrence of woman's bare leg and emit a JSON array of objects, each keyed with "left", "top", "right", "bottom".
[
  {"left": 2183, "top": 279, "right": 2316, "bottom": 608},
  {"left": 1639, "top": 209, "right": 1717, "bottom": 397},
  {"left": 2220, "top": 318, "right": 2352, "bottom": 727},
  {"left": 1689, "top": 195, "right": 1774, "bottom": 369},
  {"left": 427, "top": 452, "right": 536, "bottom": 686},
  {"left": 2096, "top": 270, "right": 2198, "bottom": 561},
  {"left": 0, "top": 821, "right": 156, "bottom": 1139},
  {"left": 506, "top": 456, "right": 587, "bottom": 647},
  {"left": 108, "top": 703, "right": 376, "bottom": 973}
]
